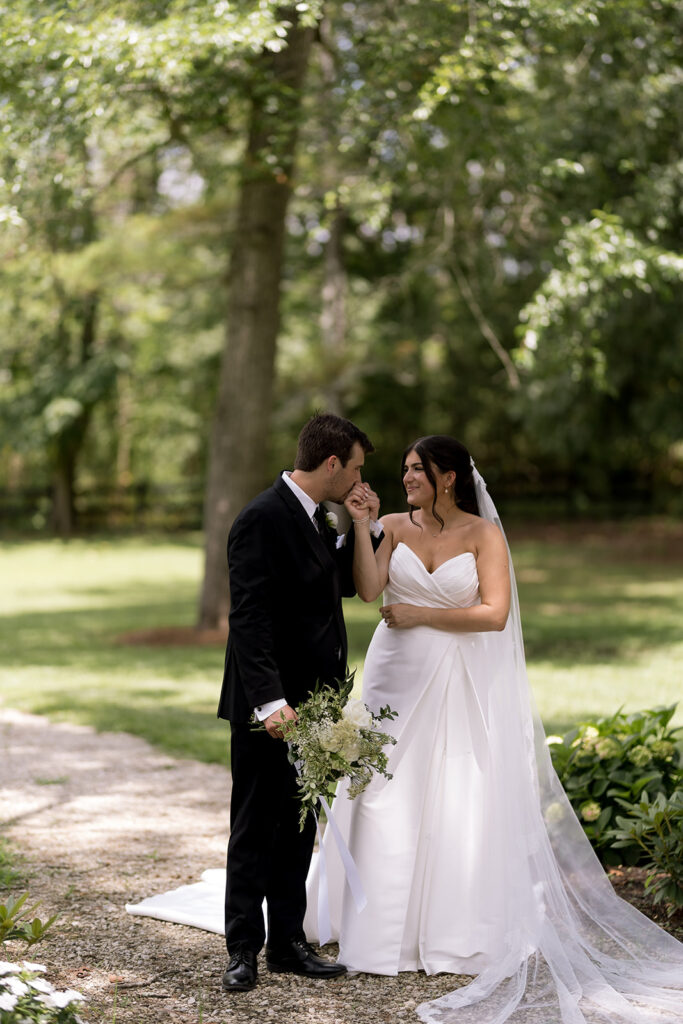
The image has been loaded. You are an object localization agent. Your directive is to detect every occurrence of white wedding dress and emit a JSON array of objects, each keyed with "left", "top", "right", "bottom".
[{"left": 304, "top": 540, "right": 683, "bottom": 1023}]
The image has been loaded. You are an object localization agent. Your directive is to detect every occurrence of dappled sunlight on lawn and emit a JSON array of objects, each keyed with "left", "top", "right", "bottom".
[
  {"left": 1, "top": 537, "right": 203, "bottom": 614},
  {"left": 1, "top": 529, "right": 682, "bottom": 763}
]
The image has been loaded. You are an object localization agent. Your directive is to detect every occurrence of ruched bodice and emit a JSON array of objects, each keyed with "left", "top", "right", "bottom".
[{"left": 385, "top": 542, "right": 480, "bottom": 609}]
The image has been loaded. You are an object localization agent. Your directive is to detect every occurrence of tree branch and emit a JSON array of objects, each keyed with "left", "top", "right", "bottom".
[
  {"left": 105, "top": 137, "right": 174, "bottom": 191},
  {"left": 437, "top": 204, "right": 520, "bottom": 389},
  {"left": 448, "top": 258, "right": 520, "bottom": 389}
]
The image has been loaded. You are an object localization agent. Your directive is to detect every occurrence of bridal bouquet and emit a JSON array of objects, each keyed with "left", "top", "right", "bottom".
[{"left": 275, "top": 673, "right": 397, "bottom": 830}]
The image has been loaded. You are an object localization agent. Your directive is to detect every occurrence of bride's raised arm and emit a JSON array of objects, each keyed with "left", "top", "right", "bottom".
[{"left": 344, "top": 485, "right": 394, "bottom": 602}]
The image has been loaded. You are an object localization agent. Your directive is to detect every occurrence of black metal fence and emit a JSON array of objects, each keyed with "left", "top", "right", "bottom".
[
  {"left": 0, "top": 481, "right": 205, "bottom": 533},
  {"left": 0, "top": 474, "right": 670, "bottom": 536}
]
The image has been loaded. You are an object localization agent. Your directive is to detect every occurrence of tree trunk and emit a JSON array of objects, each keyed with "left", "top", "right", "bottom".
[
  {"left": 198, "top": 13, "right": 317, "bottom": 629},
  {"left": 320, "top": 204, "right": 347, "bottom": 415},
  {"left": 318, "top": 28, "right": 347, "bottom": 415},
  {"left": 50, "top": 454, "right": 76, "bottom": 538},
  {"left": 49, "top": 291, "right": 98, "bottom": 538}
]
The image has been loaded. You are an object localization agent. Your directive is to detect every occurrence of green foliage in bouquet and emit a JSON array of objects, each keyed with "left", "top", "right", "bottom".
[
  {"left": 274, "top": 672, "right": 397, "bottom": 830},
  {"left": 607, "top": 789, "right": 683, "bottom": 914},
  {"left": 548, "top": 705, "right": 681, "bottom": 866}
]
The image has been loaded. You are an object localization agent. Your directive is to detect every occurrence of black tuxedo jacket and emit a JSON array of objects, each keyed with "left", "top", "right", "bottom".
[{"left": 217, "top": 475, "right": 374, "bottom": 723}]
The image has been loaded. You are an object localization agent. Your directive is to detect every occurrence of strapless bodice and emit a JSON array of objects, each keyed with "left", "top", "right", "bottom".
[{"left": 384, "top": 542, "right": 480, "bottom": 609}]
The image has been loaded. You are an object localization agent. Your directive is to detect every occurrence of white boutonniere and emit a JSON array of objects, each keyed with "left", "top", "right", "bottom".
[{"left": 325, "top": 511, "right": 338, "bottom": 532}]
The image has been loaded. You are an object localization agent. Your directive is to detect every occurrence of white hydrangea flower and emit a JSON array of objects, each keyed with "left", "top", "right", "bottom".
[
  {"left": 22, "top": 961, "right": 47, "bottom": 972},
  {"left": 318, "top": 723, "right": 342, "bottom": 753},
  {"left": 4, "top": 975, "right": 28, "bottom": 996},
  {"left": 342, "top": 700, "right": 373, "bottom": 730},
  {"left": 544, "top": 802, "right": 565, "bottom": 824},
  {"left": 340, "top": 737, "right": 362, "bottom": 762},
  {"left": 28, "top": 976, "right": 54, "bottom": 994},
  {"left": 0, "top": 991, "right": 18, "bottom": 1011},
  {"left": 0, "top": 962, "right": 22, "bottom": 976},
  {"left": 52, "top": 988, "right": 85, "bottom": 1008}
]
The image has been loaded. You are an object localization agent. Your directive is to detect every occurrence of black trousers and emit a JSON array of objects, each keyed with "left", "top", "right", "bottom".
[{"left": 224, "top": 723, "right": 316, "bottom": 954}]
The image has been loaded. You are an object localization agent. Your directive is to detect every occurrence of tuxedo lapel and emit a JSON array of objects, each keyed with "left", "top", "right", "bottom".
[{"left": 272, "top": 476, "right": 335, "bottom": 572}]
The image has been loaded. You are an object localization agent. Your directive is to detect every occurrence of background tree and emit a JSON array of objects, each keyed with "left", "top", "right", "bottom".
[{"left": 0, "top": 0, "right": 681, "bottom": 592}]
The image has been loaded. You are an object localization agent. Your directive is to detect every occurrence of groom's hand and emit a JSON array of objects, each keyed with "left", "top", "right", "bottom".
[{"left": 265, "top": 704, "right": 297, "bottom": 739}]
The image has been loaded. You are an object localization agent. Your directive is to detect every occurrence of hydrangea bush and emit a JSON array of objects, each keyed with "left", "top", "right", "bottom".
[
  {"left": 0, "top": 961, "right": 84, "bottom": 1023},
  {"left": 273, "top": 672, "right": 397, "bottom": 829},
  {"left": 548, "top": 705, "right": 681, "bottom": 866},
  {"left": 608, "top": 789, "right": 683, "bottom": 913}
]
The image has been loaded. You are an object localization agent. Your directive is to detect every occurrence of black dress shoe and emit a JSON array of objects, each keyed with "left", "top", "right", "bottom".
[
  {"left": 222, "top": 950, "right": 258, "bottom": 991},
  {"left": 265, "top": 939, "right": 347, "bottom": 979}
]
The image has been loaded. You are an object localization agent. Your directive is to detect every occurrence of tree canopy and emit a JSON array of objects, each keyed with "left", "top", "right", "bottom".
[{"left": 1, "top": 0, "right": 681, "bottom": 550}]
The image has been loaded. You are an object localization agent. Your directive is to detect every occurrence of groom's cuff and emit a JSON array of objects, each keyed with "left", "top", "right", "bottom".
[{"left": 254, "top": 697, "right": 287, "bottom": 721}]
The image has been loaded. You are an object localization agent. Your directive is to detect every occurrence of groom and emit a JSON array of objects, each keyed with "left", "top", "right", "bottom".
[{"left": 217, "top": 413, "right": 382, "bottom": 992}]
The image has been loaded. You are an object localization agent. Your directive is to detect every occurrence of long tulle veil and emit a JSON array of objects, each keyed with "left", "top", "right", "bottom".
[{"left": 416, "top": 464, "right": 683, "bottom": 1023}]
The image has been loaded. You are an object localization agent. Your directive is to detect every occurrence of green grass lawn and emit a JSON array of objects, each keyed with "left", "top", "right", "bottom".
[{"left": 1, "top": 526, "right": 682, "bottom": 766}]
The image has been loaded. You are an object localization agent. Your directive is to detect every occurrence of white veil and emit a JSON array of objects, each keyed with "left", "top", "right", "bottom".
[{"left": 417, "top": 463, "right": 683, "bottom": 1024}]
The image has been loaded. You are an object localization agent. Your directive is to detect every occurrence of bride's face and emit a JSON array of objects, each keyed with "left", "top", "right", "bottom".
[
  {"left": 403, "top": 450, "right": 455, "bottom": 508},
  {"left": 403, "top": 450, "right": 434, "bottom": 506}
]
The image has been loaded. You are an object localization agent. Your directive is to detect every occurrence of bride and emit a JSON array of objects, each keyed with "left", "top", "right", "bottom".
[{"left": 305, "top": 435, "right": 683, "bottom": 1024}]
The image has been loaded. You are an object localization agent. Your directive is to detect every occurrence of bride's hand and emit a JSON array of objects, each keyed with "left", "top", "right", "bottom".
[
  {"left": 380, "top": 603, "right": 423, "bottom": 629},
  {"left": 345, "top": 483, "right": 380, "bottom": 523}
]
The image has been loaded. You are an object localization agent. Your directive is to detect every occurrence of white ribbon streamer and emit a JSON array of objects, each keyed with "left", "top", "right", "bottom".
[
  {"left": 320, "top": 792, "right": 368, "bottom": 908},
  {"left": 292, "top": 750, "right": 367, "bottom": 945}
]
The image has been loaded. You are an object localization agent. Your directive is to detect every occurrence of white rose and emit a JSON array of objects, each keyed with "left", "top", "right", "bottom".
[{"left": 342, "top": 700, "right": 373, "bottom": 730}]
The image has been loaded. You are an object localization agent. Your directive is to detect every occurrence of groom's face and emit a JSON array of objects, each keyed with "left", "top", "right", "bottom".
[{"left": 328, "top": 442, "right": 366, "bottom": 503}]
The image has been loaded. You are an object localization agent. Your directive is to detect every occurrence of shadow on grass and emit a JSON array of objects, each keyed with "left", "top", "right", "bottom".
[
  {"left": 521, "top": 610, "right": 683, "bottom": 663},
  {"left": 1, "top": 599, "right": 221, "bottom": 674}
]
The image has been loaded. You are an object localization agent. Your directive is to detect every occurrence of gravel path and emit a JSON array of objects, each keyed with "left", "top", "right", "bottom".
[{"left": 0, "top": 708, "right": 461, "bottom": 1024}]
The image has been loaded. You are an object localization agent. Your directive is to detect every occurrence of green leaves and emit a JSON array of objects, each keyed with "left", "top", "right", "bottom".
[
  {"left": 277, "top": 671, "right": 397, "bottom": 831},
  {"left": 0, "top": 893, "right": 58, "bottom": 947},
  {"left": 607, "top": 789, "right": 683, "bottom": 913},
  {"left": 549, "top": 704, "right": 682, "bottom": 867}
]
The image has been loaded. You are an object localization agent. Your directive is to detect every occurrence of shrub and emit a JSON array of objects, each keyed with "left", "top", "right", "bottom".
[
  {"left": 548, "top": 704, "right": 681, "bottom": 866},
  {"left": 0, "top": 895, "right": 57, "bottom": 949},
  {"left": 0, "top": 843, "right": 22, "bottom": 892},
  {"left": 0, "top": 961, "right": 84, "bottom": 1023},
  {"left": 0, "top": 843, "right": 83, "bottom": 1021},
  {"left": 607, "top": 789, "right": 683, "bottom": 913}
]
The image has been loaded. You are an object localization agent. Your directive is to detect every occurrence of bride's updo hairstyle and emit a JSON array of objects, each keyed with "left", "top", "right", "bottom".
[{"left": 402, "top": 435, "right": 479, "bottom": 531}]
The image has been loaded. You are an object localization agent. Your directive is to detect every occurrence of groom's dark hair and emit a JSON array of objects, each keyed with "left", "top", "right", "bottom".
[{"left": 294, "top": 413, "right": 374, "bottom": 471}]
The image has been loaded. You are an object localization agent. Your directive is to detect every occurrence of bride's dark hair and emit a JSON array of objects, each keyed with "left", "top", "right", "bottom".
[{"left": 402, "top": 435, "right": 479, "bottom": 531}]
